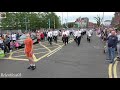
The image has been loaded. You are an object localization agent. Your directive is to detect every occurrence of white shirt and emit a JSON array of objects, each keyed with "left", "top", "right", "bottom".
[
  {"left": 77, "top": 31, "right": 82, "bottom": 37},
  {"left": 53, "top": 31, "right": 58, "bottom": 36},
  {"left": 108, "top": 33, "right": 111, "bottom": 37},
  {"left": 0, "top": 40, "right": 3, "bottom": 44},
  {"left": 87, "top": 31, "right": 91, "bottom": 37},
  {"left": 117, "top": 34, "right": 120, "bottom": 41},
  {"left": 89, "top": 30, "right": 93, "bottom": 34},
  {"left": 66, "top": 30, "right": 70, "bottom": 36},
  {"left": 12, "top": 34, "right": 16, "bottom": 40},
  {"left": 62, "top": 31, "right": 67, "bottom": 37},
  {"left": 47, "top": 31, "right": 53, "bottom": 37},
  {"left": 74, "top": 31, "right": 78, "bottom": 37}
]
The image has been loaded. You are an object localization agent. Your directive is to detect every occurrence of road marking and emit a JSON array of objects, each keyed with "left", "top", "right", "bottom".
[
  {"left": 8, "top": 52, "right": 14, "bottom": 59},
  {"left": 33, "top": 54, "right": 37, "bottom": 61},
  {"left": 3, "top": 58, "right": 28, "bottom": 61},
  {"left": 40, "top": 43, "right": 52, "bottom": 52},
  {"left": 47, "top": 47, "right": 62, "bottom": 57},
  {"left": 108, "top": 57, "right": 118, "bottom": 78},
  {"left": 113, "top": 57, "right": 119, "bottom": 78},
  {"left": 108, "top": 64, "right": 113, "bottom": 78},
  {"left": 13, "top": 55, "right": 26, "bottom": 57}
]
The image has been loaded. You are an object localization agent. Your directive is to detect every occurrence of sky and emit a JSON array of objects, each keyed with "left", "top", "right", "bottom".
[{"left": 55, "top": 12, "right": 115, "bottom": 24}]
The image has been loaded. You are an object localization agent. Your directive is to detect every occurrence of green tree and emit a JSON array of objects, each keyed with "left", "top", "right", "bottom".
[{"left": 94, "top": 15, "right": 103, "bottom": 27}]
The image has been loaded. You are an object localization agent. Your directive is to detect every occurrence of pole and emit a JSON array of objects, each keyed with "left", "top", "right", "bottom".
[
  {"left": 54, "top": 18, "right": 55, "bottom": 29},
  {"left": 62, "top": 12, "right": 63, "bottom": 28},
  {"left": 67, "top": 12, "right": 68, "bottom": 28},
  {"left": 48, "top": 19, "right": 50, "bottom": 29},
  {"left": 25, "top": 17, "right": 28, "bottom": 32}
]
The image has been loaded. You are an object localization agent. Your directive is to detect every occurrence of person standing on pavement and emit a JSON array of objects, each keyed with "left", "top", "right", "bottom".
[
  {"left": 24, "top": 33, "right": 36, "bottom": 70},
  {"left": 76, "top": 29, "right": 82, "bottom": 46},
  {"left": 107, "top": 30, "right": 118, "bottom": 63},
  {"left": 36, "top": 31, "right": 41, "bottom": 43},
  {"left": 47, "top": 30, "right": 53, "bottom": 45},
  {"left": 12, "top": 33, "right": 17, "bottom": 42},
  {"left": 4, "top": 35, "right": 10, "bottom": 53}
]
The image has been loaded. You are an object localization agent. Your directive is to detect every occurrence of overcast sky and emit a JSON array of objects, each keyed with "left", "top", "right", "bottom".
[{"left": 55, "top": 12, "right": 114, "bottom": 24}]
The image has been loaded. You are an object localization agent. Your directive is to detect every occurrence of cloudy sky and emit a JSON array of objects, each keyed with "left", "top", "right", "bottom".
[{"left": 55, "top": 12, "right": 114, "bottom": 24}]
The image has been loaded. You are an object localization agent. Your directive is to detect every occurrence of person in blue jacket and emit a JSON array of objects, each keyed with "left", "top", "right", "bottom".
[{"left": 107, "top": 30, "right": 118, "bottom": 63}]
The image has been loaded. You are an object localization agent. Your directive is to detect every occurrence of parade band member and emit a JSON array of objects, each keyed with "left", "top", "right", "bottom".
[
  {"left": 53, "top": 30, "right": 58, "bottom": 43},
  {"left": 87, "top": 30, "right": 92, "bottom": 43},
  {"left": 62, "top": 30, "right": 67, "bottom": 45},
  {"left": 47, "top": 30, "right": 53, "bottom": 45},
  {"left": 77, "top": 30, "right": 82, "bottom": 46}
]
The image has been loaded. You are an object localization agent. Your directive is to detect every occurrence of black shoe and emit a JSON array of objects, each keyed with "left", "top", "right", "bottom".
[
  {"left": 31, "top": 66, "right": 36, "bottom": 70},
  {"left": 117, "top": 57, "right": 120, "bottom": 61},
  {"left": 27, "top": 66, "right": 32, "bottom": 69}
]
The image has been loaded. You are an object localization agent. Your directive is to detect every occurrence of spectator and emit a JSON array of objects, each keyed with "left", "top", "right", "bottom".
[
  {"left": 4, "top": 35, "right": 10, "bottom": 53},
  {"left": 107, "top": 30, "right": 118, "bottom": 63}
]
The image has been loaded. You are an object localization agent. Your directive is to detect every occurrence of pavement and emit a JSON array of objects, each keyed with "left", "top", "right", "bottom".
[{"left": 0, "top": 32, "right": 113, "bottom": 78}]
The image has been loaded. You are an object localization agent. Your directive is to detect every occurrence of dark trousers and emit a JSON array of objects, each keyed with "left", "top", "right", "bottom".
[
  {"left": 74, "top": 36, "right": 78, "bottom": 44},
  {"left": 62, "top": 37, "right": 67, "bottom": 45},
  {"left": 66, "top": 36, "right": 69, "bottom": 44},
  {"left": 6, "top": 42, "right": 10, "bottom": 51},
  {"left": 77, "top": 36, "right": 81, "bottom": 46},
  {"left": 53, "top": 36, "right": 57, "bottom": 43},
  {"left": 87, "top": 35, "right": 91, "bottom": 43},
  {"left": 48, "top": 37, "right": 52, "bottom": 45}
]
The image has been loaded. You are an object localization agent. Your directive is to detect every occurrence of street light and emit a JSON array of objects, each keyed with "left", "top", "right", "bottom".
[{"left": 24, "top": 17, "right": 30, "bottom": 32}]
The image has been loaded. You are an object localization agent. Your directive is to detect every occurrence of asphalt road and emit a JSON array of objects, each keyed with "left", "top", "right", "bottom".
[{"left": 0, "top": 32, "right": 109, "bottom": 78}]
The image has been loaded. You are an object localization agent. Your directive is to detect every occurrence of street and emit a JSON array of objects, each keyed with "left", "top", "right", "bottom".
[{"left": 0, "top": 32, "right": 115, "bottom": 78}]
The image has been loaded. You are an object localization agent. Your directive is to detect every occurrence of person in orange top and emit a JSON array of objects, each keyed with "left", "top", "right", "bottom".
[{"left": 24, "top": 33, "right": 36, "bottom": 70}]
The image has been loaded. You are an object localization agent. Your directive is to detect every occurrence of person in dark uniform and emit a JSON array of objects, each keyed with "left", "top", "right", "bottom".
[{"left": 76, "top": 29, "right": 82, "bottom": 46}]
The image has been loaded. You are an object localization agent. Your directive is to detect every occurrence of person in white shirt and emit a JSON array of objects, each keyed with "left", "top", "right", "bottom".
[
  {"left": 66, "top": 30, "right": 70, "bottom": 44},
  {"left": 47, "top": 30, "right": 53, "bottom": 45},
  {"left": 12, "top": 33, "right": 17, "bottom": 42},
  {"left": 62, "top": 30, "right": 67, "bottom": 45},
  {"left": 87, "top": 30, "right": 92, "bottom": 43},
  {"left": 89, "top": 29, "right": 93, "bottom": 35},
  {"left": 53, "top": 30, "right": 58, "bottom": 43},
  {"left": 74, "top": 30, "right": 78, "bottom": 44},
  {"left": 77, "top": 29, "right": 82, "bottom": 46}
]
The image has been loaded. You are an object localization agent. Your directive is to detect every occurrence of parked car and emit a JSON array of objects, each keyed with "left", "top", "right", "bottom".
[{"left": 17, "top": 33, "right": 38, "bottom": 47}]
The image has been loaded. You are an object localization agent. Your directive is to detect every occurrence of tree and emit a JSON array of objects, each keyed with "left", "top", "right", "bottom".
[
  {"left": 94, "top": 15, "right": 103, "bottom": 27},
  {"left": 0, "top": 12, "right": 61, "bottom": 31}
]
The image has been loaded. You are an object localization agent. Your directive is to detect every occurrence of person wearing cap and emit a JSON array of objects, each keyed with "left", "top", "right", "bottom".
[{"left": 106, "top": 30, "right": 118, "bottom": 63}]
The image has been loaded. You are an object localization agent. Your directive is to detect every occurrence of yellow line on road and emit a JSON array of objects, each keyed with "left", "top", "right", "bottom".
[
  {"left": 113, "top": 60, "right": 119, "bottom": 78},
  {"left": 33, "top": 54, "right": 37, "bottom": 61},
  {"left": 40, "top": 43, "right": 52, "bottom": 52},
  {"left": 108, "top": 64, "right": 113, "bottom": 78},
  {"left": 8, "top": 52, "right": 14, "bottom": 59},
  {"left": 113, "top": 57, "right": 118, "bottom": 78},
  {"left": 3, "top": 58, "right": 28, "bottom": 61},
  {"left": 47, "top": 47, "right": 62, "bottom": 57}
]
